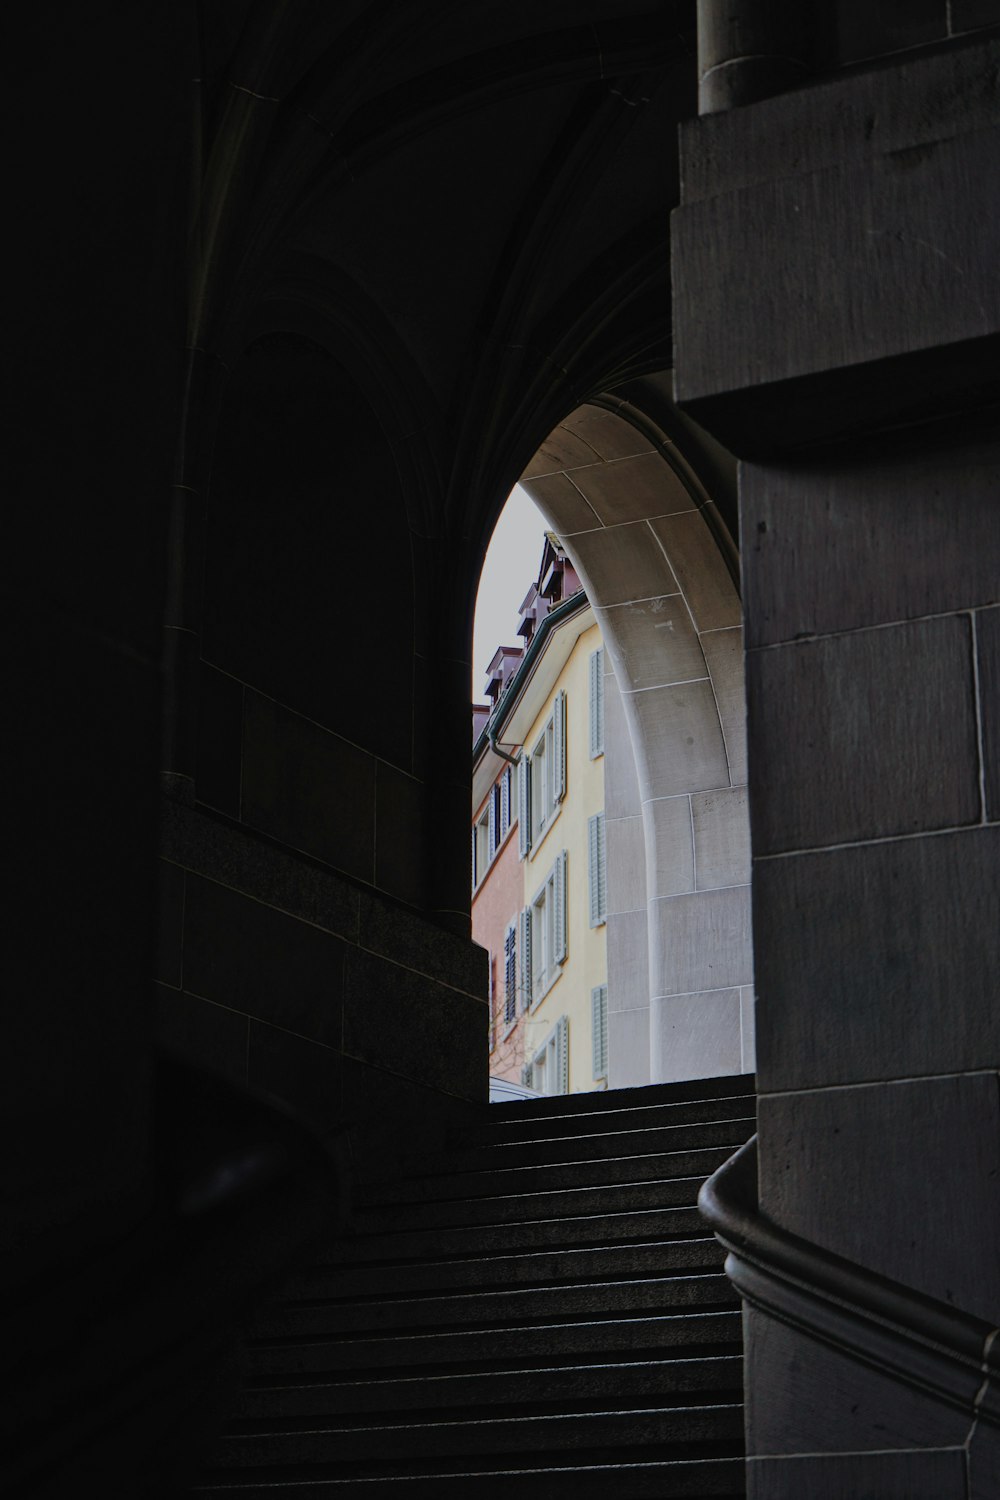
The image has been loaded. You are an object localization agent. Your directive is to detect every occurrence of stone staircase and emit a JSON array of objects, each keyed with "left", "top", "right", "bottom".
[{"left": 194, "top": 1074, "right": 755, "bottom": 1497}]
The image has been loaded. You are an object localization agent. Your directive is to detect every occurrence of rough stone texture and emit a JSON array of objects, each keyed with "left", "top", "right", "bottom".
[
  {"left": 629, "top": 679, "right": 731, "bottom": 802},
  {"left": 740, "top": 987, "right": 756, "bottom": 1074},
  {"left": 606, "top": 815, "right": 646, "bottom": 915},
  {"left": 607, "top": 1005, "right": 651, "bottom": 1090},
  {"left": 700, "top": 626, "right": 747, "bottom": 785},
  {"left": 597, "top": 595, "right": 704, "bottom": 691},
  {"left": 692, "top": 786, "right": 750, "bottom": 890},
  {"left": 161, "top": 797, "right": 359, "bottom": 943},
  {"left": 748, "top": 1448, "right": 968, "bottom": 1499},
  {"left": 648, "top": 512, "right": 742, "bottom": 633},
  {"left": 673, "top": 37, "right": 1000, "bottom": 454},
  {"left": 753, "top": 826, "right": 1000, "bottom": 1091},
  {"left": 651, "top": 989, "right": 742, "bottom": 1083},
  {"left": 342, "top": 946, "right": 487, "bottom": 1104},
  {"left": 603, "top": 674, "right": 642, "bottom": 820},
  {"left": 649, "top": 885, "right": 752, "bottom": 1000},
  {"left": 758, "top": 1073, "right": 1000, "bottom": 1322},
  {"left": 740, "top": 440, "right": 1000, "bottom": 649},
  {"left": 744, "top": 1308, "right": 972, "bottom": 1462},
  {"left": 642, "top": 796, "right": 695, "bottom": 897},
  {"left": 568, "top": 519, "right": 679, "bottom": 607},
  {"left": 559, "top": 405, "right": 654, "bottom": 461},
  {"left": 568, "top": 450, "right": 694, "bottom": 526},
  {"left": 606, "top": 909, "right": 650, "bottom": 1015},
  {"left": 519, "top": 469, "right": 601, "bottom": 534},
  {"left": 977, "top": 604, "right": 1000, "bottom": 821},
  {"left": 747, "top": 615, "right": 980, "bottom": 854}
]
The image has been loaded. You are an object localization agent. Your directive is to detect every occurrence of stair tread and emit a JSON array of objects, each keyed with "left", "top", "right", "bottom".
[{"left": 200, "top": 1080, "right": 753, "bottom": 1497}]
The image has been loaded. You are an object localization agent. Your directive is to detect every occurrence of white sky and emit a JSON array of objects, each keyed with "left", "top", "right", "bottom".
[{"left": 472, "top": 484, "right": 548, "bottom": 701}]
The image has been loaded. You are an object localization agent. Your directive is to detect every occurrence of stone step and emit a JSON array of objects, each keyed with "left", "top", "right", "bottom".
[
  {"left": 352, "top": 1174, "right": 710, "bottom": 1234},
  {"left": 360, "top": 1144, "right": 737, "bottom": 1207},
  {"left": 210, "top": 1402, "right": 745, "bottom": 1469},
  {"left": 423, "top": 1115, "right": 755, "bottom": 1175},
  {"left": 193, "top": 1453, "right": 746, "bottom": 1496},
  {"left": 462, "top": 1079, "right": 754, "bottom": 1144},
  {"left": 242, "top": 1309, "right": 743, "bottom": 1379},
  {"left": 486, "top": 1075, "right": 754, "bottom": 1121},
  {"left": 287, "top": 1235, "right": 726, "bottom": 1300},
  {"left": 231, "top": 1353, "right": 744, "bottom": 1421},
  {"left": 319, "top": 1203, "right": 707, "bottom": 1264},
  {"left": 252, "top": 1271, "right": 737, "bottom": 1341}
]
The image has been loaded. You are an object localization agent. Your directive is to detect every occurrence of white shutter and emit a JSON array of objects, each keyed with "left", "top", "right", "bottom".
[
  {"left": 471, "top": 825, "right": 477, "bottom": 889},
  {"left": 589, "top": 648, "right": 604, "bottom": 758},
  {"left": 591, "top": 984, "right": 608, "bottom": 1078},
  {"left": 500, "top": 767, "right": 510, "bottom": 838},
  {"left": 517, "top": 754, "right": 531, "bottom": 857},
  {"left": 519, "top": 906, "right": 532, "bottom": 1007},
  {"left": 553, "top": 691, "right": 566, "bottom": 801},
  {"left": 553, "top": 850, "right": 567, "bottom": 964},
  {"left": 588, "top": 812, "right": 606, "bottom": 927},
  {"left": 488, "top": 791, "right": 497, "bottom": 860},
  {"left": 504, "top": 923, "right": 517, "bottom": 1022},
  {"left": 556, "top": 1015, "right": 569, "bottom": 1094}
]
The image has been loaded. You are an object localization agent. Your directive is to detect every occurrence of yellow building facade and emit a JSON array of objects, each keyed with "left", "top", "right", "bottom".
[{"left": 516, "top": 620, "right": 607, "bottom": 1095}]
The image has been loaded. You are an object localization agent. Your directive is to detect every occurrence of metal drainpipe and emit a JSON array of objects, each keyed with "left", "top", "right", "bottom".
[
  {"left": 489, "top": 725, "right": 521, "bottom": 766},
  {"left": 697, "top": 0, "right": 814, "bottom": 114}
]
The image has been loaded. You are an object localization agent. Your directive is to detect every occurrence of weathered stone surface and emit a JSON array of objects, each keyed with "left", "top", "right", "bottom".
[
  {"left": 343, "top": 947, "right": 486, "bottom": 1103},
  {"left": 608, "top": 1005, "right": 651, "bottom": 1089},
  {"left": 603, "top": 674, "right": 642, "bottom": 819},
  {"left": 745, "top": 1306, "right": 973, "bottom": 1461},
  {"left": 651, "top": 989, "right": 742, "bottom": 1082},
  {"left": 692, "top": 786, "right": 750, "bottom": 890},
  {"left": 648, "top": 511, "right": 742, "bottom": 633},
  {"left": 520, "top": 470, "right": 602, "bottom": 534},
  {"left": 607, "top": 908, "right": 649, "bottom": 1014},
  {"left": 629, "top": 679, "right": 730, "bottom": 801},
  {"left": 649, "top": 884, "right": 752, "bottom": 999},
  {"left": 748, "top": 1449, "right": 967, "bottom": 1500},
  {"left": 747, "top": 615, "right": 980, "bottom": 853},
  {"left": 598, "top": 594, "right": 704, "bottom": 692},
  {"left": 568, "top": 519, "right": 679, "bottom": 607},
  {"left": 753, "top": 826, "right": 1000, "bottom": 1089},
  {"left": 740, "top": 440, "right": 1000, "bottom": 648},
  {"left": 568, "top": 451, "right": 694, "bottom": 527},
  {"left": 758, "top": 1073, "right": 1000, "bottom": 1322},
  {"left": 606, "top": 814, "right": 646, "bottom": 915},
  {"left": 977, "top": 604, "right": 1000, "bottom": 821},
  {"left": 643, "top": 795, "right": 695, "bottom": 898},
  {"left": 700, "top": 626, "right": 747, "bottom": 786}
]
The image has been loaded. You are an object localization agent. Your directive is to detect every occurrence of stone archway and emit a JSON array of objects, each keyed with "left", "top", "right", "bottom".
[{"left": 520, "top": 396, "right": 753, "bottom": 1086}]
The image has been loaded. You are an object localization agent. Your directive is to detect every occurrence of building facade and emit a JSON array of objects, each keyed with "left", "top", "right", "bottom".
[{"left": 473, "top": 541, "right": 609, "bottom": 1094}]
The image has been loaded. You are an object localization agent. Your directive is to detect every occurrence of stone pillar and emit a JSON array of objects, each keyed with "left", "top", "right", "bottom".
[
  {"left": 696, "top": 0, "right": 813, "bottom": 114},
  {"left": 672, "top": 30, "right": 1000, "bottom": 1500}
]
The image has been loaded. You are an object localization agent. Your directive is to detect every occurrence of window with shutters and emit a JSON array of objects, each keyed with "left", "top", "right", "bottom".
[
  {"left": 588, "top": 810, "right": 607, "bottom": 927},
  {"left": 523, "top": 1015, "right": 569, "bottom": 1096},
  {"left": 525, "top": 849, "right": 568, "bottom": 1004},
  {"left": 591, "top": 983, "right": 608, "bottom": 1080},
  {"left": 589, "top": 648, "right": 605, "bottom": 758},
  {"left": 503, "top": 921, "right": 518, "bottom": 1026},
  {"left": 521, "top": 691, "right": 566, "bottom": 857},
  {"left": 472, "top": 765, "right": 517, "bottom": 891}
]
